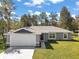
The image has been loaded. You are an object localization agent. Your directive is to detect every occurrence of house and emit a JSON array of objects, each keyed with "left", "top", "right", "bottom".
[{"left": 4, "top": 26, "right": 72, "bottom": 47}]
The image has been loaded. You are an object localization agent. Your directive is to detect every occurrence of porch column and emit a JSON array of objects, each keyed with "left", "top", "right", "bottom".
[{"left": 43, "top": 33, "right": 48, "bottom": 42}]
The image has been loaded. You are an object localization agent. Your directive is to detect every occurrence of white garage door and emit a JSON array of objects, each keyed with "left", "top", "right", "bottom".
[{"left": 10, "top": 33, "right": 36, "bottom": 46}]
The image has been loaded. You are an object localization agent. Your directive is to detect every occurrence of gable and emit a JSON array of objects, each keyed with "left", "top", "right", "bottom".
[{"left": 14, "top": 29, "right": 32, "bottom": 33}]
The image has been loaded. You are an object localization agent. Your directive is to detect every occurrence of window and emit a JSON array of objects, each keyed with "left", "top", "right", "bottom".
[
  {"left": 48, "top": 33, "right": 56, "bottom": 39},
  {"left": 63, "top": 33, "right": 68, "bottom": 39}
]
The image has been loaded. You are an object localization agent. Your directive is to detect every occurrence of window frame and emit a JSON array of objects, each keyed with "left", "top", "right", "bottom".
[
  {"left": 48, "top": 33, "right": 56, "bottom": 39},
  {"left": 63, "top": 33, "right": 68, "bottom": 39}
]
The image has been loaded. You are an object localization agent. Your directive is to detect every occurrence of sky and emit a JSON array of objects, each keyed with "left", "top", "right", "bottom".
[{"left": 12, "top": 0, "right": 79, "bottom": 19}]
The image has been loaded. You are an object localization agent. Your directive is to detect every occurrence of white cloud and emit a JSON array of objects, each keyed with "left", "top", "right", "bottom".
[
  {"left": 46, "top": 12, "right": 50, "bottom": 16},
  {"left": 49, "top": 0, "right": 64, "bottom": 4},
  {"left": 11, "top": 12, "right": 16, "bottom": 15},
  {"left": 34, "top": 11, "right": 41, "bottom": 15},
  {"left": 57, "top": 13, "right": 60, "bottom": 17},
  {"left": 16, "top": 17, "right": 21, "bottom": 20},
  {"left": 32, "top": 0, "right": 44, "bottom": 5},
  {"left": 76, "top": 2, "right": 79, "bottom": 7},
  {"left": 24, "top": 0, "right": 64, "bottom": 6},
  {"left": 37, "top": 6, "right": 42, "bottom": 8},
  {"left": 74, "top": 8, "right": 79, "bottom": 11},
  {"left": 24, "top": 2, "right": 31, "bottom": 6},
  {"left": 72, "top": 14, "right": 76, "bottom": 19},
  {"left": 10, "top": 17, "right": 13, "bottom": 19},
  {"left": 45, "top": 3, "right": 50, "bottom": 6},
  {"left": 28, "top": 10, "right": 33, "bottom": 13},
  {"left": 74, "top": 2, "right": 79, "bottom": 11},
  {"left": 10, "top": 16, "right": 21, "bottom": 20},
  {"left": 27, "top": 10, "right": 33, "bottom": 15},
  {"left": 24, "top": 0, "right": 44, "bottom": 6},
  {"left": 17, "top": 0, "right": 21, "bottom": 2}
]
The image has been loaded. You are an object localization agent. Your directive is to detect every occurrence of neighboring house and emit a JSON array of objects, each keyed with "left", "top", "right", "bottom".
[{"left": 4, "top": 26, "right": 72, "bottom": 47}]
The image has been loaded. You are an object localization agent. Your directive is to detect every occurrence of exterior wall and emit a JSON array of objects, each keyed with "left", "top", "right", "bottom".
[
  {"left": 36, "top": 35, "right": 40, "bottom": 45},
  {"left": 4, "top": 34, "right": 10, "bottom": 46},
  {"left": 56, "top": 33, "right": 63, "bottom": 40},
  {"left": 43, "top": 33, "right": 72, "bottom": 41},
  {"left": 68, "top": 33, "right": 72, "bottom": 40},
  {"left": 7, "top": 32, "right": 72, "bottom": 47},
  {"left": 56, "top": 33, "right": 72, "bottom": 40},
  {"left": 10, "top": 33, "right": 36, "bottom": 46},
  {"left": 6, "top": 35, "right": 10, "bottom": 45}
]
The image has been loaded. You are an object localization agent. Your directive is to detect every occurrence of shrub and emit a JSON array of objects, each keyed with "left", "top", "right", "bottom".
[{"left": 72, "top": 33, "right": 78, "bottom": 37}]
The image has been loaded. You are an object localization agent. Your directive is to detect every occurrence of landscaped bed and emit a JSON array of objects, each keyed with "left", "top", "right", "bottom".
[{"left": 33, "top": 37, "right": 79, "bottom": 59}]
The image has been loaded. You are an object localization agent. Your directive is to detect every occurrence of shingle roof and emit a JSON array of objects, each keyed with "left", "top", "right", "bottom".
[{"left": 13, "top": 26, "right": 72, "bottom": 34}]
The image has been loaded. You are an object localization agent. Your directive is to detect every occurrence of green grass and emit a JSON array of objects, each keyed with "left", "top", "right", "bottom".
[
  {"left": 0, "top": 49, "right": 4, "bottom": 53},
  {"left": 0, "top": 40, "right": 5, "bottom": 53},
  {"left": 0, "top": 39, "right": 5, "bottom": 53},
  {"left": 0, "top": 35, "right": 5, "bottom": 53},
  {"left": 73, "top": 37, "right": 79, "bottom": 40},
  {"left": 33, "top": 37, "right": 79, "bottom": 59}
]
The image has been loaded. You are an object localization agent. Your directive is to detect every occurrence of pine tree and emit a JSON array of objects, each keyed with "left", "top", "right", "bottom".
[
  {"left": 60, "top": 6, "right": 74, "bottom": 30},
  {"left": 20, "top": 14, "right": 30, "bottom": 27}
]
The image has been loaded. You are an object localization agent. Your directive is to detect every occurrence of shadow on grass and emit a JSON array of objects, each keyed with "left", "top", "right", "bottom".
[
  {"left": 56, "top": 39, "right": 79, "bottom": 42},
  {"left": 45, "top": 40, "right": 58, "bottom": 50},
  {"left": 45, "top": 39, "right": 79, "bottom": 50},
  {"left": 48, "top": 40, "right": 58, "bottom": 44}
]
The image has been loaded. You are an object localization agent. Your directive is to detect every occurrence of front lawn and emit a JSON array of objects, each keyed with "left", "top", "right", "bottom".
[{"left": 33, "top": 37, "right": 79, "bottom": 59}]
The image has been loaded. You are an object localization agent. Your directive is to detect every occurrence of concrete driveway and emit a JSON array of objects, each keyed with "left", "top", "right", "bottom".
[{"left": 0, "top": 47, "right": 35, "bottom": 59}]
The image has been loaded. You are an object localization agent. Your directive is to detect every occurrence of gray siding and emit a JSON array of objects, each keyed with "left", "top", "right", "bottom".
[
  {"left": 56, "top": 33, "right": 72, "bottom": 40},
  {"left": 56, "top": 33, "right": 63, "bottom": 40},
  {"left": 68, "top": 33, "right": 72, "bottom": 40},
  {"left": 43, "top": 33, "right": 72, "bottom": 41}
]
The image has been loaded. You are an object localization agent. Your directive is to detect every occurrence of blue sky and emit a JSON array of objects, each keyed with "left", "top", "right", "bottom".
[{"left": 13, "top": 0, "right": 79, "bottom": 19}]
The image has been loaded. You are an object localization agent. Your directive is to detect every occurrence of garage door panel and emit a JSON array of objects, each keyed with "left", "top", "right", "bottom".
[{"left": 10, "top": 33, "right": 36, "bottom": 46}]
